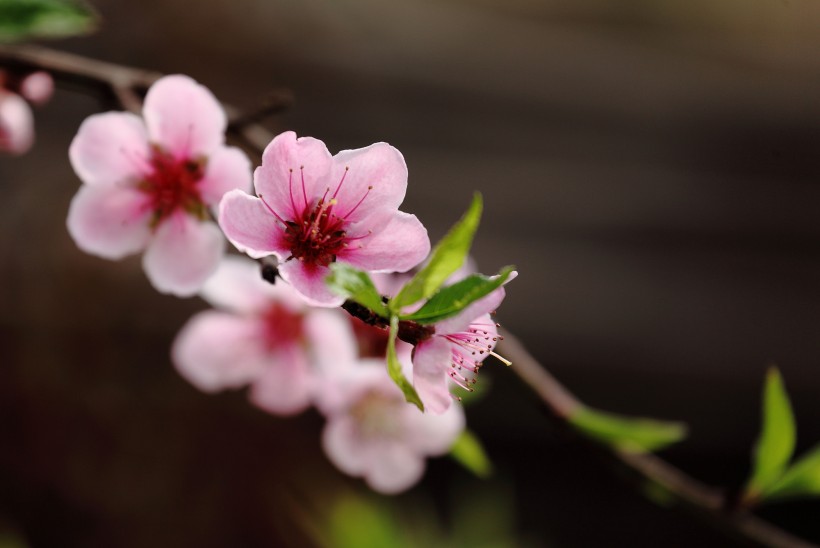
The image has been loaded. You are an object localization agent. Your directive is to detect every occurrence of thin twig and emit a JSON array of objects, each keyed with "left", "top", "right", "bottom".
[{"left": 0, "top": 43, "right": 814, "bottom": 548}]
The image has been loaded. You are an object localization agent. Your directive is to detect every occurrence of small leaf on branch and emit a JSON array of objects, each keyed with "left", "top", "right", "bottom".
[
  {"left": 0, "top": 0, "right": 97, "bottom": 43},
  {"left": 763, "top": 445, "right": 820, "bottom": 501},
  {"left": 326, "top": 263, "right": 389, "bottom": 318},
  {"left": 569, "top": 406, "right": 687, "bottom": 454},
  {"left": 387, "top": 315, "right": 424, "bottom": 411},
  {"left": 745, "top": 366, "right": 796, "bottom": 499},
  {"left": 449, "top": 429, "right": 493, "bottom": 478},
  {"left": 401, "top": 266, "right": 515, "bottom": 324},
  {"left": 391, "top": 193, "right": 482, "bottom": 310}
]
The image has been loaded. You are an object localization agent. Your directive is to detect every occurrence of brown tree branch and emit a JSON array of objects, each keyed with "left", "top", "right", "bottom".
[{"left": 0, "top": 43, "right": 814, "bottom": 548}]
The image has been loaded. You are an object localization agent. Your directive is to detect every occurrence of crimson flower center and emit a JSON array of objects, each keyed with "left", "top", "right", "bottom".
[
  {"left": 138, "top": 146, "right": 206, "bottom": 224},
  {"left": 262, "top": 302, "right": 305, "bottom": 350},
  {"left": 284, "top": 196, "right": 348, "bottom": 268}
]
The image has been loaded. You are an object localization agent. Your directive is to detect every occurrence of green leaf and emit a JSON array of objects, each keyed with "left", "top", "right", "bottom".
[
  {"left": 764, "top": 444, "right": 820, "bottom": 501},
  {"left": 401, "top": 266, "right": 515, "bottom": 324},
  {"left": 387, "top": 315, "right": 424, "bottom": 411},
  {"left": 326, "top": 495, "right": 410, "bottom": 548},
  {"left": 326, "top": 263, "right": 388, "bottom": 317},
  {"left": 569, "top": 406, "right": 687, "bottom": 454},
  {"left": 745, "top": 366, "right": 796, "bottom": 497},
  {"left": 449, "top": 430, "right": 493, "bottom": 478},
  {"left": 391, "top": 193, "right": 482, "bottom": 310},
  {"left": 0, "top": 0, "right": 97, "bottom": 42}
]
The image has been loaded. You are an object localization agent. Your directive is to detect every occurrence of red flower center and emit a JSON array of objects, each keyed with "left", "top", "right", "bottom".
[
  {"left": 139, "top": 146, "right": 206, "bottom": 225},
  {"left": 261, "top": 302, "right": 304, "bottom": 350}
]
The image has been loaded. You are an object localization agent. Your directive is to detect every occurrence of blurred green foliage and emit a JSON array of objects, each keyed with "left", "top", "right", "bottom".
[
  {"left": 0, "top": 0, "right": 96, "bottom": 42},
  {"left": 569, "top": 406, "right": 687, "bottom": 454}
]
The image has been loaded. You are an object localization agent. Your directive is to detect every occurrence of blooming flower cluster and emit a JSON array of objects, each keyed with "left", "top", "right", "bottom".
[
  {"left": 0, "top": 70, "right": 53, "bottom": 155},
  {"left": 65, "top": 74, "right": 514, "bottom": 493}
]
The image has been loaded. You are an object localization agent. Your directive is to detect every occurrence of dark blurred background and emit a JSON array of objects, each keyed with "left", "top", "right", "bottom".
[{"left": 3, "top": 0, "right": 820, "bottom": 546}]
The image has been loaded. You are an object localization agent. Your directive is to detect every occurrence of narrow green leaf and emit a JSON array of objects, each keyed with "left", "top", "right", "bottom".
[
  {"left": 401, "top": 266, "right": 515, "bottom": 324},
  {"left": 0, "top": 0, "right": 97, "bottom": 42},
  {"left": 569, "top": 406, "right": 687, "bottom": 454},
  {"left": 745, "top": 367, "right": 796, "bottom": 497},
  {"left": 326, "top": 263, "right": 389, "bottom": 317},
  {"left": 387, "top": 315, "right": 424, "bottom": 411},
  {"left": 449, "top": 430, "right": 493, "bottom": 478},
  {"left": 764, "top": 444, "right": 820, "bottom": 501},
  {"left": 392, "top": 193, "right": 482, "bottom": 310}
]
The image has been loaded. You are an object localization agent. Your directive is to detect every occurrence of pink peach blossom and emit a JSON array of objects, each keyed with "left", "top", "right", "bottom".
[
  {"left": 172, "top": 255, "right": 357, "bottom": 415},
  {"left": 412, "top": 279, "right": 515, "bottom": 414},
  {"left": 67, "top": 75, "right": 251, "bottom": 296},
  {"left": 18, "top": 71, "right": 54, "bottom": 105},
  {"left": 219, "top": 131, "right": 430, "bottom": 307},
  {"left": 316, "top": 359, "right": 464, "bottom": 494}
]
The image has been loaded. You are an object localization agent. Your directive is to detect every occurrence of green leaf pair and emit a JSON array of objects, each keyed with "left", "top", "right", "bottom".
[
  {"left": 744, "top": 367, "right": 820, "bottom": 504},
  {"left": 568, "top": 406, "right": 687, "bottom": 454},
  {"left": 0, "top": 0, "right": 97, "bottom": 43}
]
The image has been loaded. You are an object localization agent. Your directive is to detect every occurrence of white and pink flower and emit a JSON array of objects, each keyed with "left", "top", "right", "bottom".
[
  {"left": 172, "top": 255, "right": 357, "bottom": 415},
  {"left": 219, "top": 131, "right": 430, "bottom": 307},
  {"left": 316, "top": 359, "right": 465, "bottom": 494},
  {"left": 0, "top": 70, "right": 54, "bottom": 155},
  {"left": 67, "top": 74, "right": 252, "bottom": 296}
]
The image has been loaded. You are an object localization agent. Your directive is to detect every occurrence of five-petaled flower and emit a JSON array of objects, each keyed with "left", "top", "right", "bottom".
[
  {"left": 316, "top": 359, "right": 464, "bottom": 494},
  {"left": 219, "top": 131, "right": 430, "bottom": 307},
  {"left": 67, "top": 75, "right": 252, "bottom": 296},
  {"left": 412, "top": 279, "right": 515, "bottom": 414},
  {"left": 172, "top": 255, "right": 357, "bottom": 415}
]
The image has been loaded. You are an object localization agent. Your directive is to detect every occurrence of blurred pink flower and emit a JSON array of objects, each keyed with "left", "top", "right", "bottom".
[
  {"left": 18, "top": 71, "right": 54, "bottom": 105},
  {"left": 412, "top": 279, "right": 515, "bottom": 414},
  {"left": 67, "top": 75, "right": 251, "bottom": 296},
  {"left": 0, "top": 90, "right": 34, "bottom": 155},
  {"left": 219, "top": 131, "right": 430, "bottom": 307},
  {"left": 172, "top": 255, "right": 357, "bottom": 415},
  {"left": 316, "top": 359, "right": 464, "bottom": 494}
]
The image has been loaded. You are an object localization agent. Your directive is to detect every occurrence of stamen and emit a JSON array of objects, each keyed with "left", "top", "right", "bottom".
[
  {"left": 490, "top": 351, "right": 512, "bottom": 366},
  {"left": 339, "top": 185, "right": 373, "bottom": 220},
  {"left": 288, "top": 168, "right": 299, "bottom": 216},
  {"left": 332, "top": 166, "right": 349, "bottom": 199},
  {"left": 258, "top": 194, "right": 287, "bottom": 224},
  {"left": 300, "top": 166, "right": 308, "bottom": 208}
]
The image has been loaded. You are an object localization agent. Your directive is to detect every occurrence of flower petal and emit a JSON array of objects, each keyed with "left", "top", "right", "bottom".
[
  {"left": 435, "top": 278, "right": 512, "bottom": 334},
  {"left": 69, "top": 111, "right": 150, "bottom": 186},
  {"left": 0, "top": 91, "right": 33, "bottom": 155},
  {"left": 219, "top": 189, "right": 289, "bottom": 259},
  {"left": 199, "top": 255, "right": 279, "bottom": 313},
  {"left": 143, "top": 74, "right": 226, "bottom": 159},
  {"left": 366, "top": 442, "right": 425, "bottom": 494},
  {"left": 172, "top": 311, "right": 268, "bottom": 392},
  {"left": 277, "top": 260, "right": 344, "bottom": 308},
  {"left": 328, "top": 142, "right": 408, "bottom": 224},
  {"left": 198, "top": 146, "right": 253, "bottom": 207},
  {"left": 304, "top": 309, "right": 358, "bottom": 375},
  {"left": 254, "top": 131, "right": 333, "bottom": 219},
  {"left": 405, "top": 400, "right": 465, "bottom": 455},
  {"left": 142, "top": 213, "right": 225, "bottom": 297},
  {"left": 340, "top": 211, "right": 429, "bottom": 273},
  {"left": 412, "top": 338, "right": 453, "bottom": 414},
  {"left": 322, "top": 415, "right": 371, "bottom": 476},
  {"left": 249, "top": 346, "right": 313, "bottom": 416},
  {"left": 66, "top": 184, "right": 152, "bottom": 260}
]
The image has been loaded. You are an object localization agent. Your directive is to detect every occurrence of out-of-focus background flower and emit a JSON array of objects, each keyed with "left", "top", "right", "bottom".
[{"left": 3, "top": 0, "right": 820, "bottom": 545}]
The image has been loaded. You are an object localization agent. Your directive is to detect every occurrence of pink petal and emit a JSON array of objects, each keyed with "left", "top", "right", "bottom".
[
  {"left": 219, "top": 189, "right": 289, "bottom": 259},
  {"left": 412, "top": 338, "right": 453, "bottom": 414},
  {"left": 277, "top": 259, "right": 344, "bottom": 308},
  {"left": 328, "top": 142, "right": 408, "bottom": 224},
  {"left": 199, "top": 255, "right": 280, "bottom": 313},
  {"left": 142, "top": 213, "right": 225, "bottom": 297},
  {"left": 143, "top": 74, "right": 226, "bottom": 159},
  {"left": 254, "top": 131, "right": 333, "bottom": 219},
  {"left": 69, "top": 112, "right": 150, "bottom": 186},
  {"left": 304, "top": 309, "right": 358, "bottom": 375},
  {"left": 340, "top": 211, "right": 430, "bottom": 273},
  {"left": 0, "top": 91, "right": 33, "bottom": 155},
  {"left": 66, "top": 184, "right": 152, "bottom": 260},
  {"left": 405, "top": 400, "right": 465, "bottom": 455},
  {"left": 19, "top": 71, "right": 54, "bottom": 105},
  {"left": 366, "top": 442, "right": 425, "bottom": 494},
  {"left": 322, "top": 415, "right": 371, "bottom": 476},
  {"left": 172, "top": 311, "right": 268, "bottom": 392},
  {"left": 198, "top": 146, "right": 252, "bottom": 207},
  {"left": 249, "top": 346, "right": 313, "bottom": 415}
]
